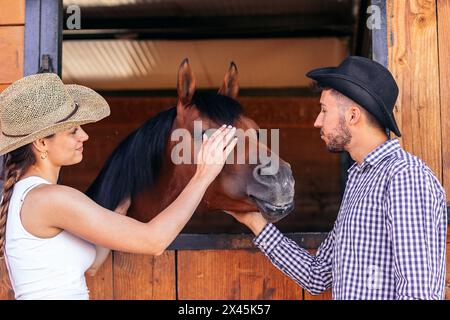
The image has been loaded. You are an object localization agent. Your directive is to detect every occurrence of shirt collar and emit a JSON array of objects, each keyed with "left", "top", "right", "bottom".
[{"left": 348, "top": 138, "right": 400, "bottom": 173}]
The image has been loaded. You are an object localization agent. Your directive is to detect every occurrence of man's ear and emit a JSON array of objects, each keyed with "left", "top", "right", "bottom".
[{"left": 348, "top": 105, "right": 362, "bottom": 124}]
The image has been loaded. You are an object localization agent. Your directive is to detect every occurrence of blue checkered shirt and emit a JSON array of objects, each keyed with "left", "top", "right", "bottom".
[{"left": 254, "top": 139, "right": 447, "bottom": 300}]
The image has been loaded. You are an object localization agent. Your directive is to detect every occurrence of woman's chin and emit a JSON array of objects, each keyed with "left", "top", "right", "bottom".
[{"left": 69, "top": 154, "right": 83, "bottom": 165}]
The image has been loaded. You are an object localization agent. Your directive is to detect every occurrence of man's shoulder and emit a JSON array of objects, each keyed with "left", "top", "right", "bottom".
[
  {"left": 385, "top": 147, "right": 445, "bottom": 194},
  {"left": 386, "top": 147, "right": 426, "bottom": 172}
]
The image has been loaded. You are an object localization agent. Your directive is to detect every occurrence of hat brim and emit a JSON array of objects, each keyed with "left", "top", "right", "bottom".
[
  {"left": 307, "top": 68, "right": 401, "bottom": 137},
  {"left": 0, "top": 84, "right": 110, "bottom": 155}
]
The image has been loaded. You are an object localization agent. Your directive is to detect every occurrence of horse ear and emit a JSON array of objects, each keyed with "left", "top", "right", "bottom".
[
  {"left": 177, "top": 58, "right": 196, "bottom": 107},
  {"left": 218, "top": 61, "right": 239, "bottom": 99}
]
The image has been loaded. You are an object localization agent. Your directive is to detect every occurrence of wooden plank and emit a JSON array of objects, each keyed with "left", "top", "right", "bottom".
[
  {"left": 0, "top": 260, "right": 14, "bottom": 300},
  {"left": 0, "top": 0, "right": 25, "bottom": 25},
  {"left": 177, "top": 250, "right": 302, "bottom": 300},
  {"left": 438, "top": 0, "right": 450, "bottom": 199},
  {"left": 113, "top": 251, "right": 176, "bottom": 300},
  {"left": 0, "top": 84, "right": 11, "bottom": 93},
  {"left": 386, "top": 0, "right": 442, "bottom": 178},
  {"left": 0, "top": 26, "right": 24, "bottom": 83},
  {"left": 85, "top": 253, "right": 113, "bottom": 300}
]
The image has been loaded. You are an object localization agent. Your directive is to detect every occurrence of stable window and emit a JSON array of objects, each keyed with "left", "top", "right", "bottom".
[{"left": 28, "top": 0, "right": 388, "bottom": 248}]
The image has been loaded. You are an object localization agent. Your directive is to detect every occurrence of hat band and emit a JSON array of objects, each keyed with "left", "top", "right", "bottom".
[{"left": 2, "top": 102, "right": 80, "bottom": 138}]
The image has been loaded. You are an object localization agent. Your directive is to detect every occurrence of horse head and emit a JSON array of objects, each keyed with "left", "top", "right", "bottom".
[
  {"left": 86, "top": 59, "right": 295, "bottom": 224},
  {"left": 168, "top": 59, "right": 295, "bottom": 222}
]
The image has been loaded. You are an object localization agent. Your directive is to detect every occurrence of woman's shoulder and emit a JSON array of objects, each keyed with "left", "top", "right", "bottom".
[{"left": 26, "top": 183, "right": 87, "bottom": 210}]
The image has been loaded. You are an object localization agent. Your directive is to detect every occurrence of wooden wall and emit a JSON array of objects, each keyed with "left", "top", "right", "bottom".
[{"left": 386, "top": 0, "right": 450, "bottom": 298}]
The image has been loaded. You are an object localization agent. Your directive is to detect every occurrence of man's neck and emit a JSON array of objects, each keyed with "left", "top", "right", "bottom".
[{"left": 346, "top": 131, "right": 389, "bottom": 165}]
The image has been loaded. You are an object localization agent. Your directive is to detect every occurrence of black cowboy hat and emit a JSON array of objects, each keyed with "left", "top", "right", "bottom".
[{"left": 306, "top": 55, "right": 401, "bottom": 137}]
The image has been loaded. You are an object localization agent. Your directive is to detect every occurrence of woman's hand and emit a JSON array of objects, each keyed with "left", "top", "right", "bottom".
[
  {"left": 114, "top": 197, "right": 131, "bottom": 216},
  {"left": 224, "top": 210, "right": 268, "bottom": 236},
  {"left": 194, "top": 125, "right": 237, "bottom": 184}
]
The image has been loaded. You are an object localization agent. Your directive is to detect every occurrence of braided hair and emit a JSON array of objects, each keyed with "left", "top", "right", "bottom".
[{"left": 0, "top": 144, "right": 36, "bottom": 258}]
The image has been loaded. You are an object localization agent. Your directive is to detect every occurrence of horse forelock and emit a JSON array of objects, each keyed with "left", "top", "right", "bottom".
[
  {"left": 189, "top": 91, "right": 243, "bottom": 125},
  {"left": 86, "top": 91, "right": 243, "bottom": 211}
]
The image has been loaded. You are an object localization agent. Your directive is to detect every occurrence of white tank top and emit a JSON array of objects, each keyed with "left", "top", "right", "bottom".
[{"left": 4, "top": 176, "right": 96, "bottom": 300}]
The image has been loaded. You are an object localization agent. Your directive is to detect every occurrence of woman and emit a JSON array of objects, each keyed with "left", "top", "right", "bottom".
[{"left": 0, "top": 73, "right": 237, "bottom": 300}]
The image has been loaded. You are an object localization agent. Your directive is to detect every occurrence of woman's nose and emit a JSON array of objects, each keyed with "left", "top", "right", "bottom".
[{"left": 79, "top": 128, "right": 89, "bottom": 141}]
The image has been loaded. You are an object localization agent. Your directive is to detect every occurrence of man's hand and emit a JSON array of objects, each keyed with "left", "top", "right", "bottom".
[{"left": 224, "top": 210, "right": 268, "bottom": 236}]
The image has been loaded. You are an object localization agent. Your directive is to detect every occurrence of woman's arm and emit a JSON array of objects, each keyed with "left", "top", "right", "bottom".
[
  {"left": 33, "top": 126, "right": 237, "bottom": 256},
  {"left": 86, "top": 198, "right": 130, "bottom": 277}
]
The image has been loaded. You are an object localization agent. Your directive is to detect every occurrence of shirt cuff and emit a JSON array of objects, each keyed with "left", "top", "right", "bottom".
[{"left": 253, "top": 223, "right": 284, "bottom": 254}]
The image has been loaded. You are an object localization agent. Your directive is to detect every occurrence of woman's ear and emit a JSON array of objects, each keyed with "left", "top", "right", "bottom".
[{"left": 32, "top": 138, "right": 48, "bottom": 153}]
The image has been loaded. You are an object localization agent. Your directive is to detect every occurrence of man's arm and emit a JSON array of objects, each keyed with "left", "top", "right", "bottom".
[
  {"left": 227, "top": 211, "right": 335, "bottom": 295},
  {"left": 386, "top": 166, "right": 447, "bottom": 300}
]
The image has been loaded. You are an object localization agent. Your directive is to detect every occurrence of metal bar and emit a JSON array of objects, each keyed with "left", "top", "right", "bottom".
[
  {"left": 62, "top": 29, "right": 353, "bottom": 41},
  {"left": 63, "top": 14, "right": 352, "bottom": 31},
  {"left": 40, "top": 0, "right": 63, "bottom": 76},
  {"left": 371, "top": 0, "right": 388, "bottom": 67},
  {"left": 167, "top": 232, "right": 329, "bottom": 251},
  {"left": 96, "top": 87, "right": 319, "bottom": 98},
  {"left": 24, "top": 0, "right": 41, "bottom": 76},
  {"left": 62, "top": 13, "right": 354, "bottom": 40}
]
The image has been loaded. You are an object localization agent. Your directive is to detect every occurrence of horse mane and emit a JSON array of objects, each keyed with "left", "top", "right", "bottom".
[{"left": 85, "top": 91, "right": 243, "bottom": 211}]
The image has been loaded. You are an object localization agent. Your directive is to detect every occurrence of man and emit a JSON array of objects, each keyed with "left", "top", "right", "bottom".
[{"left": 227, "top": 56, "right": 447, "bottom": 300}]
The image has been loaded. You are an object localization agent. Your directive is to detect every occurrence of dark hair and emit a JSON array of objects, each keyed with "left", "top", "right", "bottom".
[
  {"left": 0, "top": 145, "right": 36, "bottom": 258},
  {"left": 86, "top": 91, "right": 244, "bottom": 212},
  {"left": 310, "top": 81, "right": 384, "bottom": 131}
]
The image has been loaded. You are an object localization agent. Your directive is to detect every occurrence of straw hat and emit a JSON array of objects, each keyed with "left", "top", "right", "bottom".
[{"left": 0, "top": 73, "right": 110, "bottom": 155}]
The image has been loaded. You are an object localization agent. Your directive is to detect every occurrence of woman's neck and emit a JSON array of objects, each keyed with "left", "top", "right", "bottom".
[{"left": 21, "top": 165, "right": 60, "bottom": 184}]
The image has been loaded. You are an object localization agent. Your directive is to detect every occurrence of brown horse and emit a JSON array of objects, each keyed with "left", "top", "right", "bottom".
[{"left": 86, "top": 59, "right": 295, "bottom": 224}]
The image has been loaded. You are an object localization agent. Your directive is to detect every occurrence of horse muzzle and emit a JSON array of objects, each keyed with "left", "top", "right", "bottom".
[
  {"left": 247, "top": 159, "right": 295, "bottom": 223},
  {"left": 250, "top": 195, "right": 294, "bottom": 223}
]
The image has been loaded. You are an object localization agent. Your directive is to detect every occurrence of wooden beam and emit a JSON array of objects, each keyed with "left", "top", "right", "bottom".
[
  {"left": 0, "top": 0, "right": 25, "bottom": 25},
  {"left": 168, "top": 232, "right": 328, "bottom": 250},
  {"left": 438, "top": 0, "right": 450, "bottom": 200},
  {"left": 0, "top": 26, "right": 24, "bottom": 83},
  {"left": 177, "top": 250, "right": 303, "bottom": 299},
  {"left": 386, "top": 0, "right": 442, "bottom": 179},
  {"left": 62, "top": 14, "right": 354, "bottom": 40},
  {"left": 96, "top": 88, "right": 319, "bottom": 98},
  {"left": 112, "top": 251, "right": 176, "bottom": 299}
]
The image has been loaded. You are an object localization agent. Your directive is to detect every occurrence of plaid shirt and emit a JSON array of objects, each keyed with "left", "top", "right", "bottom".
[{"left": 254, "top": 139, "right": 447, "bottom": 300}]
